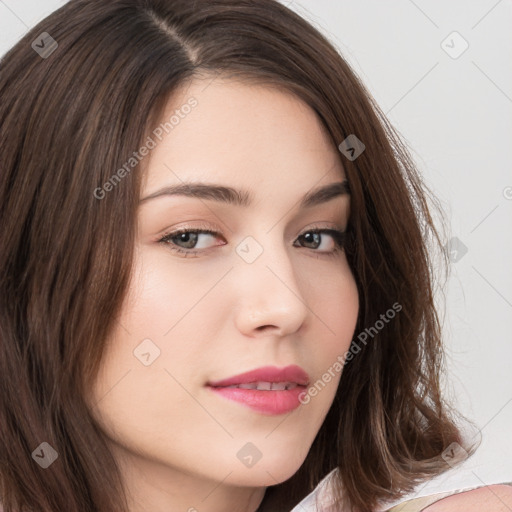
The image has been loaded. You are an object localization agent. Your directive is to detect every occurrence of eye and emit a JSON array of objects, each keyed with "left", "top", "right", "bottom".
[
  {"left": 294, "top": 228, "right": 346, "bottom": 256},
  {"left": 159, "top": 227, "right": 223, "bottom": 257},
  {"left": 158, "top": 225, "right": 346, "bottom": 258}
]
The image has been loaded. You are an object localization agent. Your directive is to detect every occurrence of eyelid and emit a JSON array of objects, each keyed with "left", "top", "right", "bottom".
[
  {"left": 157, "top": 221, "right": 347, "bottom": 261},
  {"left": 156, "top": 220, "right": 346, "bottom": 243},
  {"left": 156, "top": 221, "right": 225, "bottom": 242}
]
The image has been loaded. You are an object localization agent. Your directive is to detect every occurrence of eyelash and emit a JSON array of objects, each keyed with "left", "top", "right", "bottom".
[{"left": 158, "top": 223, "right": 347, "bottom": 258}]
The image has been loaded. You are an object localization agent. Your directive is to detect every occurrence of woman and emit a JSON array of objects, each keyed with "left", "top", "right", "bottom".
[{"left": 0, "top": 1, "right": 510, "bottom": 511}]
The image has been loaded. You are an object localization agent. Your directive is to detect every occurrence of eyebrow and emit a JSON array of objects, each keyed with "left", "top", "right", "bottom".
[{"left": 139, "top": 179, "right": 350, "bottom": 209}]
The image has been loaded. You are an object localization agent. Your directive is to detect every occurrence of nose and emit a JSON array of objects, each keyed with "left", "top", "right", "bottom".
[{"left": 232, "top": 236, "right": 310, "bottom": 338}]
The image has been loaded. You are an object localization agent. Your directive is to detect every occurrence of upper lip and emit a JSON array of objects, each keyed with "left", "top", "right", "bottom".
[{"left": 207, "top": 365, "right": 310, "bottom": 387}]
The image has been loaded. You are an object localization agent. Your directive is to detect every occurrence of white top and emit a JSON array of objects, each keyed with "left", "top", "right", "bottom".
[{"left": 290, "top": 446, "right": 512, "bottom": 512}]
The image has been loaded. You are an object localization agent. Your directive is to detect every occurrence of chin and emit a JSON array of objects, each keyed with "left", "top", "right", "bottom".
[{"left": 226, "top": 447, "right": 309, "bottom": 487}]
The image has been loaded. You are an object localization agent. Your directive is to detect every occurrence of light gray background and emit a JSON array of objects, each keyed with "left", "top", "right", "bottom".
[{"left": 1, "top": 0, "right": 511, "bottom": 487}]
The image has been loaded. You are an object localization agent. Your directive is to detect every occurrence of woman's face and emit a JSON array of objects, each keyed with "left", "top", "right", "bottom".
[{"left": 88, "top": 76, "right": 359, "bottom": 511}]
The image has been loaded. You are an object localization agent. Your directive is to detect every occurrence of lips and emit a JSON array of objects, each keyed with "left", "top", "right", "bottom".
[
  {"left": 207, "top": 365, "right": 310, "bottom": 388},
  {"left": 206, "top": 365, "right": 310, "bottom": 415}
]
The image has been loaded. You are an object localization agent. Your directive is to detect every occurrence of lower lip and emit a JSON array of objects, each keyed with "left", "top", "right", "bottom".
[{"left": 206, "top": 385, "right": 307, "bottom": 415}]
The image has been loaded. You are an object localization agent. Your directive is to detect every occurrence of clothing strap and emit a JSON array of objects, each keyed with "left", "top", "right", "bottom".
[{"left": 385, "top": 481, "right": 512, "bottom": 512}]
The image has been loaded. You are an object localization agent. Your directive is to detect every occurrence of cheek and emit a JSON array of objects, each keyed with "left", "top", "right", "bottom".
[
  {"left": 89, "top": 247, "right": 234, "bottom": 409},
  {"left": 295, "top": 259, "right": 359, "bottom": 411},
  {"left": 87, "top": 249, "right": 210, "bottom": 417},
  {"left": 121, "top": 247, "right": 227, "bottom": 336},
  {"left": 305, "top": 257, "right": 359, "bottom": 358}
]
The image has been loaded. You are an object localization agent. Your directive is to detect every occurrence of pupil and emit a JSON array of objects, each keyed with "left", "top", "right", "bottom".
[
  {"left": 304, "top": 232, "right": 319, "bottom": 248},
  {"left": 179, "top": 232, "right": 197, "bottom": 248}
]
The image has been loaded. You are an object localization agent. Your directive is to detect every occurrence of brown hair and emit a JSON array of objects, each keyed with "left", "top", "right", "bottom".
[{"left": 0, "top": 1, "right": 477, "bottom": 511}]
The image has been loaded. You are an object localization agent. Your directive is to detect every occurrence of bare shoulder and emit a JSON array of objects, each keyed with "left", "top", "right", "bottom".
[{"left": 423, "top": 484, "right": 512, "bottom": 511}]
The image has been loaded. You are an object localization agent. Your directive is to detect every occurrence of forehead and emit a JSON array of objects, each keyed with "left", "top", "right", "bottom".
[{"left": 141, "top": 76, "right": 345, "bottom": 197}]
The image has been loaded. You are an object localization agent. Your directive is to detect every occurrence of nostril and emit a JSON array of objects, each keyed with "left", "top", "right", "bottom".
[{"left": 255, "top": 325, "right": 277, "bottom": 333}]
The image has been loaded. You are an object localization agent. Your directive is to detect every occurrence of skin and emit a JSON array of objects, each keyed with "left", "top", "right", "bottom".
[
  {"left": 423, "top": 485, "right": 512, "bottom": 511},
  {"left": 87, "top": 75, "right": 359, "bottom": 512}
]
